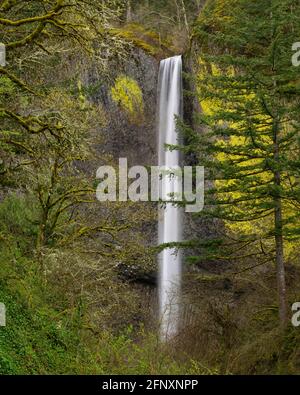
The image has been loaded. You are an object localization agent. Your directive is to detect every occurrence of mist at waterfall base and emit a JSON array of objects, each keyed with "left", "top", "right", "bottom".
[{"left": 158, "top": 55, "right": 183, "bottom": 341}]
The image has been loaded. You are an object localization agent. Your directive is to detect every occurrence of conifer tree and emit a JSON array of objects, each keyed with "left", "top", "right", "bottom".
[{"left": 185, "top": 0, "right": 300, "bottom": 326}]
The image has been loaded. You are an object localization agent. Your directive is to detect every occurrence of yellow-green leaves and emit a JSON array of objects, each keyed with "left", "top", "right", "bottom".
[
  {"left": 111, "top": 75, "right": 144, "bottom": 124},
  {"left": 0, "top": 76, "right": 15, "bottom": 100}
]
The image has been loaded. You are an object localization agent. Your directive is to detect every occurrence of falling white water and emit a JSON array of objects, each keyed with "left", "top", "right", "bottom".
[{"left": 157, "top": 55, "right": 183, "bottom": 340}]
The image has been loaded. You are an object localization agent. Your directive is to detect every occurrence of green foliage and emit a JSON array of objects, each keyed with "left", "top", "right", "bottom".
[
  {"left": 0, "top": 232, "right": 81, "bottom": 374},
  {"left": 111, "top": 75, "right": 144, "bottom": 123},
  {"left": 0, "top": 193, "right": 37, "bottom": 242},
  {"left": 0, "top": 237, "right": 205, "bottom": 374},
  {"left": 0, "top": 76, "right": 15, "bottom": 99},
  {"left": 182, "top": 0, "right": 300, "bottom": 314},
  {"left": 90, "top": 329, "right": 213, "bottom": 375},
  {"left": 0, "top": 289, "right": 75, "bottom": 374},
  {"left": 112, "top": 23, "right": 175, "bottom": 58},
  {"left": 130, "top": 0, "right": 201, "bottom": 50}
]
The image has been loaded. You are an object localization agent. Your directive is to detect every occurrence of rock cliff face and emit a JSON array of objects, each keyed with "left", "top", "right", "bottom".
[
  {"left": 81, "top": 47, "right": 160, "bottom": 286},
  {"left": 86, "top": 48, "right": 159, "bottom": 168},
  {"left": 82, "top": 49, "right": 198, "bottom": 177}
]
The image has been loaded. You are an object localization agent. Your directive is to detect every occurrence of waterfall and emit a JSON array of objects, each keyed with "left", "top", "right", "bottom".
[{"left": 157, "top": 55, "right": 183, "bottom": 340}]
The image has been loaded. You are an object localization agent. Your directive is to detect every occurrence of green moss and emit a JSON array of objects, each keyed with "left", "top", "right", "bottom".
[{"left": 110, "top": 23, "right": 175, "bottom": 59}]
